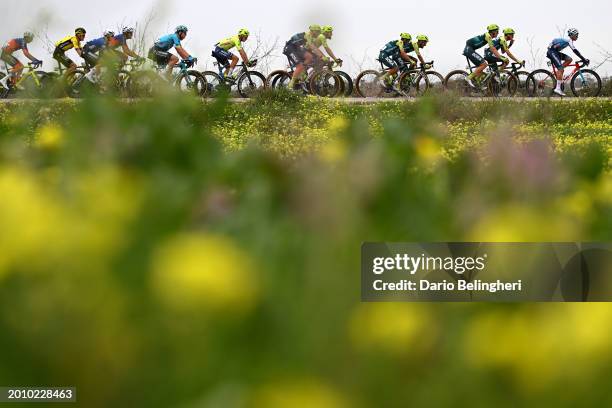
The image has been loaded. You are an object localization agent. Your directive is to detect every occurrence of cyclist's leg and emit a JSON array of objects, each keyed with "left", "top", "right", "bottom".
[
  {"left": 53, "top": 48, "right": 76, "bottom": 79},
  {"left": 464, "top": 45, "right": 486, "bottom": 79},
  {"left": 289, "top": 47, "right": 308, "bottom": 87},
  {"left": 228, "top": 54, "right": 239, "bottom": 76},
  {"left": 547, "top": 49, "right": 566, "bottom": 81},
  {"left": 0, "top": 51, "right": 22, "bottom": 85},
  {"left": 166, "top": 54, "right": 179, "bottom": 79}
]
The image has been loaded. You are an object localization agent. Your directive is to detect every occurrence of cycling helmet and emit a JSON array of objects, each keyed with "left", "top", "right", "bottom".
[
  {"left": 23, "top": 32, "right": 34, "bottom": 42},
  {"left": 238, "top": 28, "right": 250, "bottom": 36},
  {"left": 568, "top": 28, "right": 579, "bottom": 37},
  {"left": 322, "top": 25, "right": 333, "bottom": 33},
  {"left": 309, "top": 24, "right": 322, "bottom": 32},
  {"left": 175, "top": 25, "right": 188, "bottom": 33},
  {"left": 122, "top": 27, "right": 134, "bottom": 34},
  {"left": 103, "top": 30, "right": 115, "bottom": 38},
  {"left": 400, "top": 33, "right": 412, "bottom": 40},
  {"left": 503, "top": 28, "right": 515, "bottom": 35},
  {"left": 75, "top": 27, "right": 87, "bottom": 35},
  {"left": 487, "top": 24, "right": 500, "bottom": 32},
  {"left": 417, "top": 34, "right": 429, "bottom": 42}
]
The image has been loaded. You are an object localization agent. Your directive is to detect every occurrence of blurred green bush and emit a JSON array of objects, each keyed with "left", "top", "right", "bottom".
[{"left": 0, "top": 93, "right": 610, "bottom": 407}]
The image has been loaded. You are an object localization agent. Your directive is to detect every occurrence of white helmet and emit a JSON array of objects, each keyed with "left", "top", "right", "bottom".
[{"left": 567, "top": 28, "right": 579, "bottom": 37}]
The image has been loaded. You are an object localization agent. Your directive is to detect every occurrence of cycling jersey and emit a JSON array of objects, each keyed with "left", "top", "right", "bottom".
[
  {"left": 381, "top": 40, "right": 407, "bottom": 56},
  {"left": 84, "top": 37, "right": 106, "bottom": 53},
  {"left": 305, "top": 32, "right": 327, "bottom": 49},
  {"left": 155, "top": 33, "right": 181, "bottom": 52},
  {"left": 108, "top": 34, "right": 126, "bottom": 49},
  {"left": 489, "top": 37, "right": 509, "bottom": 53},
  {"left": 287, "top": 33, "right": 307, "bottom": 47},
  {"left": 55, "top": 35, "right": 82, "bottom": 52},
  {"left": 466, "top": 33, "right": 494, "bottom": 50},
  {"left": 2, "top": 38, "right": 28, "bottom": 53},
  {"left": 217, "top": 35, "right": 243, "bottom": 52},
  {"left": 548, "top": 37, "right": 576, "bottom": 52},
  {"left": 404, "top": 40, "right": 422, "bottom": 57}
]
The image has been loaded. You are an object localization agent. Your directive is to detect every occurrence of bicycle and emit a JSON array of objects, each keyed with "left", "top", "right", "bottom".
[
  {"left": 526, "top": 60, "right": 601, "bottom": 97},
  {"left": 503, "top": 62, "right": 530, "bottom": 96},
  {"left": 200, "top": 58, "right": 266, "bottom": 98},
  {"left": 355, "top": 60, "right": 431, "bottom": 98},
  {"left": 445, "top": 57, "right": 518, "bottom": 97},
  {"left": 0, "top": 61, "right": 55, "bottom": 98},
  {"left": 129, "top": 58, "right": 206, "bottom": 97},
  {"left": 266, "top": 57, "right": 343, "bottom": 97}
]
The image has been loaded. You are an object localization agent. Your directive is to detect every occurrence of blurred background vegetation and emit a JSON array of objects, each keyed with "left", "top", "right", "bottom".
[{"left": 0, "top": 92, "right": 611, "bottom": 407}]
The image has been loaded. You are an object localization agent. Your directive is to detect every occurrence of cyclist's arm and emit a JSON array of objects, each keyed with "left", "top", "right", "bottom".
[
  {"left": 22, "top": 49, "right": 39, "bottom": 62},
  {"left": 323, "top": 46, "right": 338, "bottom": 62},
  {"left": 238, "top": 48, "right": 249, "bottom": 64},
  {"left": 571, "top": 47, "right": 587, "bottom": 62},
  {"left": 487, "top": 34, "right": 505, "bottom": 59},
  {"left": 501, "top": 41, "right": 521, "bottom": 63},
  {"left": 174, "top": 45, "right": 190, "bottom": 60},
  {"left": 121, "top": 43, "right": 140, "bottom": 59},
  {"left": 412, "top": 46, "right": 426, "bottom": 65}
]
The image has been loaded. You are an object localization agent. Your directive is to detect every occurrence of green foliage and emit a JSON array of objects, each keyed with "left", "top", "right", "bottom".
[{"left": 0, "top": 94, "right": 611, "bottom": 407}]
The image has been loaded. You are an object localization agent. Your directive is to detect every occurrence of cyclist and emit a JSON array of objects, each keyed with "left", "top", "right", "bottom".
[
  {"left": 405, "top": 34, "right": 431, "bottom": 68},
  {"left": 81, "top": 30, "right": 115, "bottom": 83},
  {"left": 547, "top": 28, "right": 589, "bottom": 97},
  {"left": 53, "top": 27, "right": 86, "bottom": 79},
  {"left": 285, "top": 25, "right": 321, "bottom": 90},
  {"left": 306, "top": 25, "right": 342, "bottom": 66},
  {"left": 484, "top": 28, "right": 525, "bottom": 72},
  {"left": 212, "top": 29, "right": 251, "bottom": 79},
  {"left": 378, "top": 33, "right": 414, "bottom": 89},
  {"left": 148, "top": 25, "right": 195, "bottom": 80},
  {"left": 463, "top": 24, "right": 505, "bottom": 88},
  {"left": 107, "top": 27, "right": 143, "bottom": 64},
  {"left": 0, "top": 31, "right": 42, "bottom": 89}
]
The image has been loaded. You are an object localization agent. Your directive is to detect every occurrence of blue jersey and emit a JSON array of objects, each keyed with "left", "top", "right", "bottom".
[
  {"left": 85, "top": 37, "right": 107, "bottom": 53},
  {"left": 549, "top": 37, "right": 576, "bottom": 52},
  {"left": 108, "top": 34, "right": 126, "bottom": 49},
  {"left": 155, "top": 33, "right": 181, "bottom": 51}
]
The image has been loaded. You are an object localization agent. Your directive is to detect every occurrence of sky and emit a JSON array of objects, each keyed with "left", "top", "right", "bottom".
[{"left": 1, "top": 0, "right": 611, "bottom": 75}]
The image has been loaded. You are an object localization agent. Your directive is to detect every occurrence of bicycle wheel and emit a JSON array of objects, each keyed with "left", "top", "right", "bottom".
[
  {"left": 127, "top": 70, "right": 160, "bottom": 97},
  {"left": 526, "top": 69, "right": 556, "bottom": 97},
  {"left": 355, "top": 70, "right": 383, "bottom": 98},
  {"left": 512, "top": 70, "right": 530, "bottom": 97},
  {"left": 444, "top": 70, "right": 470, "bottom": 96},
  {"left": 334, "top": 70, "right": 354, "bottom": 97},
  {"left": 419, "top": 71, "right": 445, "bottom": 95},
  {"left": 175, "top": 70, "right": 206, "bottom": 96},
  {"left": 399, "top": 71, "right": 427, "bottom": 97},
  {"left": 309, "top": 70, "right": 340, "bottom": 97},
  {"left": 200, "top": 71, "right": 226, "bottom": 97},
  {"left": 490, "top": 72, "right": 518, "bottom": 97},
  {"left": 570, "top": 69, "right": 602, "bottom": 97},
  {"left": 237, "top": 71, "right": 266, "bottom": 98},
  {"left": 266, "top": 70, "right": 289, "bottom": 89}
]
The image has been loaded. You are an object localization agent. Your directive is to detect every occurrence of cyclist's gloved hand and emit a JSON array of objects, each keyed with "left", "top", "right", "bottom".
[
  {"left": 335, "top": 58, "right": 343, "bottom": 66},
  {"left": 322, "top": 56, "right": 330, "bottom": 62},
  {"left": 521, "top": 60, "right": 526, "bottom": 67},
  {"left": 582, "top": 59, "right": 590, "bottom": 66},
  {"left": 424, "top": 63, "right": 432, "bottom": 69},
  {"left": 501, "top": 56, "right": 509, "bottom": 63}
]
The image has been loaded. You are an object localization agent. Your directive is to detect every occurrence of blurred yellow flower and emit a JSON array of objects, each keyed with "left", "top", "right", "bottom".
[
  {"left": 36, "top": 123, "right": 64, "bottom": 150},
  {"left": 152, "top": 233, "right": 259, "bottom": 313},
  {"left": 469, "top": 205, "right": 580, "bottom": 241},
  {"left": 253, "top": 379, "right": 348, "bottom": 408},
  {"left": 319, "top": 138, "right": 348, "bottom": 164},
  {"left": 414, "top": 135, "right": 442, "bottom": 163},
  {"left": 349, "top": 303, "right": 436, "bottom": 356}
]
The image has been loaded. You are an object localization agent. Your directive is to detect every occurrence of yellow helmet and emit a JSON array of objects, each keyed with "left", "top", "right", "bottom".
[
  {"left": 487, "top": 24, "right": 499, "bottom": 32},
  {"left": 400, "top": 33, "right": 412, "bottom": 40},
  {"left": 417, "top": 34, "right": 429, "bottom": 42},
  {"left": 309, "top": 24, "right": 321, "bottom": 32}
]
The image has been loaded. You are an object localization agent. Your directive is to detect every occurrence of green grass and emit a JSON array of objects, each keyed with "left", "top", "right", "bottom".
[{"left": 0, "top": 93, "right": 610, "bottom": 407}]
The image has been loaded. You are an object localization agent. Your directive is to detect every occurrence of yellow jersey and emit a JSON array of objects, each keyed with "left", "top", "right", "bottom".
[
  {"left": 55, "top": 35, "right": 81, "bottom": 52},
  {"left": 305, "top": 32, "right": 328, "bottom": 50},
  {"left": 217, "top": 35, "right": 243, "bottom": 52}
]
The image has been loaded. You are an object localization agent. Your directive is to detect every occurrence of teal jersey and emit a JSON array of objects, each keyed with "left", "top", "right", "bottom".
[
  {"left": 466, "top": 33, "right": 494, "bottom": 49},
  {"left": 381, "top": 39, "right": 407, "bottom": 55}
]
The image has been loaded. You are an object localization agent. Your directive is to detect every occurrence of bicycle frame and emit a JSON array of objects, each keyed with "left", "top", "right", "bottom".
[
  {"left": 550, "top": 61, "right": 587, "bottom": 83},
  {"left": 2, "top": 62, "right": 42, "bottom": 88}
]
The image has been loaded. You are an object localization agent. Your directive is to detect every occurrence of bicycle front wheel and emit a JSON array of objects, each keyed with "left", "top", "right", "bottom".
[
  {"left": 237, "top": 71, "right": 266, "bottom": 98},
  {"left": 570, "top": 69, "right": 602, "bottom": 97},
  {"left": 526, "top": 69, "right": 556, "bottom": 97},
  {"left": 355, "top": 70, "right": 383, "bottom": 98},
  {"left": 419, "top": 71, "right": 445, "bottom": 95},
  {"left": 334, "top": 70, "right": 354, "bottom": 97},
  {"left": 444, "top": 70, "right": 470, "bottom": 96},
  {"left": 399, "top": 71, "right": 427, "bottom": 97},
  {"left": 309, "top": 70, "right": 340, "bottom": 97}
]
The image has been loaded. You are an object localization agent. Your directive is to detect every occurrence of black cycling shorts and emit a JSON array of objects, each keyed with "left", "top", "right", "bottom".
[
  {"left": 53, "top": 47, "right": 74, "bottom": 68},
  {"left": 463, "top": 45, "right": 485, "bottom": 66},
  {"left": 82, "top": 45, "right": 100, "bottom": 67},
  {"left": 283, "top": 44, "right": 307, "bottom": 64},
  {"left": 547, "top": 48, "right": 569, "bottom": 69},
  {"left": 212, "top": 46, "right": 233, "bottom": 67},
  {"left": 379, "top": 52, "right": 401, "bottom": 69},
  {"left": 148, "top": 47, "right": 171, "bottom": 66}
]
